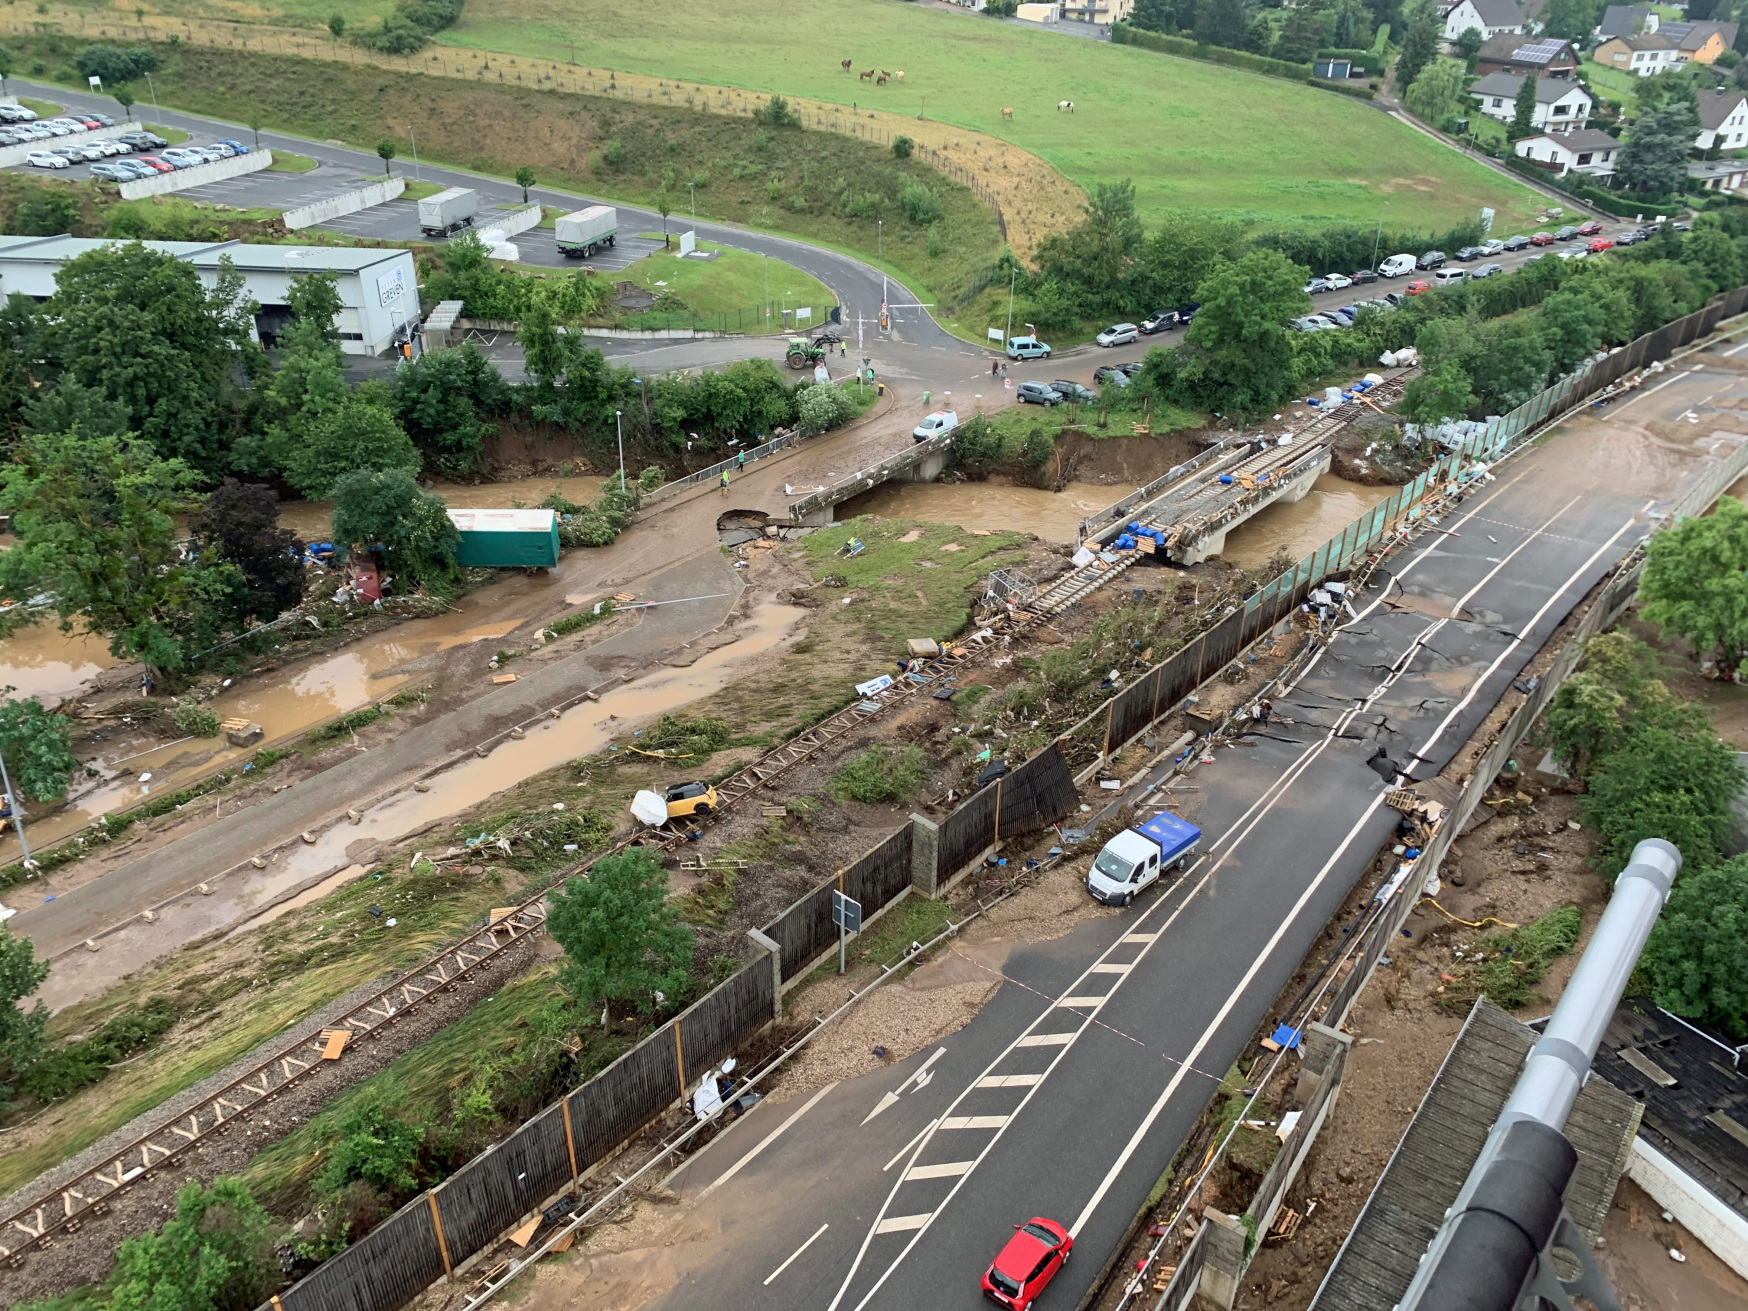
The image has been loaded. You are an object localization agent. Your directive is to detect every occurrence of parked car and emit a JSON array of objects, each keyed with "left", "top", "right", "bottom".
[
  {"left": 1096, "top": 323, "right": 1139, "bottom": 347},
  {"left": 87, "top": 112, "right": 117, "bottom": 126},
  {"left": 1323, "top": 273, "right": 1353, "bottom": 291},
  {"left": 1016, "top": 380, "right": 1062, "bottom": 405},
  {"left": 1378, "top": 254, "right": 1418, "bottom": 277},
  {"left": 1577, "top": 220, "right": 1603, "bottom": 237},
  {"left": 1455, "top": 246, "right": 1485, "bottom": 261},
  {"left": 982, "top": 1218, "right": 1073, "bottom": 1311},
  {"left": 1480, "top": 239, "right": 1506, "bottom": 256},
  {"left": 132, "top": 155, "right": 175, "bottom": 173},
  {"left": 106, "top": 160, "right": 152, "bottom": 179},
  {"left": 67, "top": 115, "right": 101, "bottom": 129},
  {"left": 90, "top": 161, "right": 139, "bottom": 181},
  {"left": 1304, "top": 276, "right": 1333, "bottom": 295},
  {"left": 1091, "top": 364, "right": 1130, "bottom": 386},
  {"left": 162, "top": 147, "right": 208, "bottom": 167},
  {"left": 1323, "top": 307, "right": 1356, "bottom": 325},
  {"left": 216, "top": 138, "right": 251, "bottom": 154},
  {"left": 1349, "top": 268, "right": 1379, "bottom": 285},
  {"left": 1290, "top": 316, "right": 1325, "bottom": 332},
  {"left": 1381, "top": 291, "right": 1408, "bottom": 307},
  {"left": 1006, "top": 335, "right": 1051, "bottom": 361},
  {"left": 1174, "top": 304, "right": 1200, "bottom": 324},
  {"left": 1417, "top": 250, "right": 1447, "bottom": 270},
  {"left": 1117, "top": 360, "right": 1145, "bottom": 376},
  {"left": 1404, "top": 279, "right": 1433, "bottom": 295},
  {"left": 119, "top": 130, "right": 168, "bottom": 148},
  {"left": 1554, "top": 225, "right": 1581, "bottom": 241},
  {"left": 1672, "top": 220, "right": 1692, "bottom": 232},
  {"left": 1470, "top": 262, "right": 1505, "bottom": 279},
  {"left": 1556, "top": 247, "right": 1589, "bottom": 261},
  {"left": 1140, "top": 310, "right": 1176, "bottom": 334},
  {"left": 1049, "top": 381, "right": 1097, "bottom": 403},
  {"left": 1614, "top": 229, "right": 1645, "bottom": 246},
  {"left": 1501, "top": 235, "right": 1531, "bottom": 251},
  {"left": 35, "top": 120, "right": 72, "bottom": 136},
  {"left": 26, "top": 150, "right": 70, "bottom": 169},
  {"left": 1529, "top": 231, "right": 1557, "bottom": 246},
  {"left": 1432, "top": 268, "right": 1467, "bottom": 286},
  {"left": 912, "top": 410, "right": 959, "bottom": 442},
  {"left": 1587, "top": 237, "right": 1614, "bottom": 253},
  {"left": 0, "top": 103, "right": 34, "bottom": 121}
]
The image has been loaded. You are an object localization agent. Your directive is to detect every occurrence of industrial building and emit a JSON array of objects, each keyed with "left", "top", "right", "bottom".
[{"left": 0, "top": 235, "right": 420, "bottom": 356}]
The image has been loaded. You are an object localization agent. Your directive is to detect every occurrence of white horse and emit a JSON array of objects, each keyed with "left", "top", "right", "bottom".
[{"left": 1058, "top": 99, "right": 1074, "bottom": 113}]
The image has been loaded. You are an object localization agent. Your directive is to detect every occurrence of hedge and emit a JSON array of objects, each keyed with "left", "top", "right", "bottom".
[
  {"left": 1111, "top": 24, "right": 1313, "bottom": 82},
  {"left": 1315, "top": 78, "right": 1377, "bottom": 99}
]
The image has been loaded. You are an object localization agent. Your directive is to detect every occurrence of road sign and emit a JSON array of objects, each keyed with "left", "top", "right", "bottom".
[{"left": 832, "top": 889, "right": 862, "bottom": 974}]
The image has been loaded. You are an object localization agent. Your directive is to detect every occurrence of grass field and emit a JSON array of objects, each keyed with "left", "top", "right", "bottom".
[
  {"left": 627, "top": 234, "right": 834, "bottom": 320},
  {"left": 267, "top": 149, "right": 319, "bottom": 171},
  {"left": 422, "top": 0, "right": 1542, "bottom": 231},
  {"left": 19, "top": 96, "right": 61, "bottom": 117}
]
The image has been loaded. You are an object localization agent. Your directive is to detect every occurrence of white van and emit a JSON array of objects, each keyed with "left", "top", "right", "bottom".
[
  {"left": 1433, "top": 268, "right": 1468, "bottom": 286},
  {"left": 1378, "top": 254, "right": 1418, "bottom": 278}
]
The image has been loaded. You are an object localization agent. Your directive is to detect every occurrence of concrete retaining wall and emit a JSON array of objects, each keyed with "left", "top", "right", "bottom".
[
  {"left": 1627, "top": 1137, "right": 1748, "bottom": 1281},
  {"left": 118, "top": 148, "right": 272, "bottom": 200},
  {"left": 479, "top": 204, "right": 542, "bottom": 240},
  {"left": 0, "top": 120, "right": 141, "bottom": 170},
  {"left": 283, "top": 174, "right": 404, "bottom": 229}
]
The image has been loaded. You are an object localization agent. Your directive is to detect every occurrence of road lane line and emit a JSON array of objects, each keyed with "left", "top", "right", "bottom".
[
  {"left": 903, "top": 1161, "right": 974, "bottom": 1180},
  {"left": 874, "top": 1214, "right": 933, "bottom": 1234},
  {"left": 1089, "top": 963, "right": 1133, "bottom": 974},
  {"left": 763, "top": 1223, "right": 829, "bottom": 1286},
  {"left": 1121, "top": 932, "right": 1158, "bottom": 943},
  {"left": 882, "top": 1119, "right": 939, "bottom": 1173},
  {"left": 940, "top": 1115, "right": 1009, "bottom": 1129},
  {"left": 1016, "top": 1033, "right": 1075, "bottom": 1047},
  {"left": 975, "top": 1074, "right": 1043, "bottom": 1088},
  {"left": 695, "top": 1080, "right": 835, "bottom": 1201},
  {"left": 1055, "top": 995, "right": 1113, "bottom": 1008},
  {"left": 1064, "top": 496, "right": 1648, "bottom": 1238}
]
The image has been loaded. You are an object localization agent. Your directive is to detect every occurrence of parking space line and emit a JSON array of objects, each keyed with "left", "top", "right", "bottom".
[{"left": 763, "top": 1224, "right": 829, "bottom": 1286}]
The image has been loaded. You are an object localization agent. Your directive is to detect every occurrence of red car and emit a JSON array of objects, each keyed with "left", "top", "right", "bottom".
[
  {"left": 133, "top": 155, "right": 175, "bottom": 173},
  {"left": 1529, "top": 231, "right": 1557, "bottom": 246},
  {"left": 1577, "top": 220, "right": 1604, "bottom": 237},
  {"left": 1587, "top": 237, "right": 1614, "bottom": 252},
  {"left": 1404, "top": 279, "right": 1433, "bottom": 295},
  {"left": 982, "top": 1217, "right": 1073, "bottom": 1309}
]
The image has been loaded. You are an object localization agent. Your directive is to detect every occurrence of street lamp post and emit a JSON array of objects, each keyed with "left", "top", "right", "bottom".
[
  {"left": 1005, "top": 265, "right": 1017, "bottom": 344},
  {"left": 763, "top": 253, "right": 770, "bottom": 323},
  {"left": 615, "top": 410, "right": 625, "bottom": 491},
  {"left": 1372, "top": 200, "right": 1390, "bottom": 270},
  {"left": 143, "top": 69, "right": 161, "bottom": 119},
  {"left": 688, "top": 181, "right": 696, "bottom": 220},
  {"left": 408, "top": 125, "right": 421, "bottom": 182},
  {"left": 0, "top": 747, "right": 32, "bottom": 869}
]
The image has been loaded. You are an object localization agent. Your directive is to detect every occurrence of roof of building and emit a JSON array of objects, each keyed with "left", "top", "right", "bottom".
[
  {"left": 1478, "top": 33, "right": 1576, "bottom": 62},
  {"left": 1521, "top": 127, "right": 1621, "bottom": 152},
  {"left": 0, "top": 235, "right": 408, "bottom": 273},
  {"left": 1603, "top": 30, "right": 1680, "bottom": 49},
  {"left": 1591, "top": 1001, "right": 1748, "bottom": 1222},
  {"left": 1698, "top": 88, "right": 1748, "bottom": 130},
  {"left": 1454, "top": 0, "right": 1528, "bottom": 26},
  {"left": 1308, "top": 1000, "right": 1642, "bottom": 1311},
  {"left": 1597, "top": 4, "right": 1655, "bottom": 38},
  {"left": 446, "top": 508, "right": 558, "bottom": 533},
  {"left": 1657, "top": 18, "right": 1740, "bottom": 49},
  {"left": 1471, "top": 71, "right": 1594, "bottom": 102}
]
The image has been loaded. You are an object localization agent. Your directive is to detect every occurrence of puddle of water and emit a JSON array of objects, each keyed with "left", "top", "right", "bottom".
[
  {"left": 0, "top": 623, "right": 119, "bottom": 704},
  {"left": 247, "top": 602, "right": 808, "bottom": 900},
  {"left": 836, "top": 480, "right": 1114, "bottom": 542},
  {"left": 252, "top": 475, "right": 607, "bottom": 544},
  {"left": 230, "top": 863, "right": 367, "bottom": 936},
  {"left": 1219, "top": 474, "right": 1394, "bottom": 569}
]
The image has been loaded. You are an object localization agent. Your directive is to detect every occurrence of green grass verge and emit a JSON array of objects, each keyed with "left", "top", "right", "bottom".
[
  {"left": 401, "top": 178, "right": 447, "bottom": 200},
  {"left": 266, "top": 150, "right": 320, "bottom": 172},
  {"left": 429, "top": 0, "right": 1542, "bottom": 231},
  {"left": 18, "top": 96, "right": 62, "bottom": 117},
  {"left": 142, "top": 121, "right": 190, "bottom": 144},
  {"left": 622, "top": 234, "right": 834, "bottom": 333}
]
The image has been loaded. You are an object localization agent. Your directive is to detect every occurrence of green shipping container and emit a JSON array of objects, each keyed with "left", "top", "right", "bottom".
[{"left": 446, "top": 508, "right": 561, "bottom": 568}]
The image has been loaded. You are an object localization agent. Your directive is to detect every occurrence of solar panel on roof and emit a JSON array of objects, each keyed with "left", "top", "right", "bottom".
[{"left": 1509, "top": 38, "right": 1568, "bottom": 61}]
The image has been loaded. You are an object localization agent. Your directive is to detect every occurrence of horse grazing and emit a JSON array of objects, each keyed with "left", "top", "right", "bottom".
[
  {"left": 876, "top": 72, "right": 889, "bottom": 84},
  {"left": 1058, "top": 99, "right": 1074, "bottom": 113},
  {"left": 842, "top": 59, "right": 853, "bottom": 70},
  {"left": 895, "top": 70, "right": 905, "bottom": 81},
  {"left": 1000, "top": 106, "right": 1014, "bottom": 119},
  {"left": 860, "top": 68, "right": 875, "bottom": 80}
]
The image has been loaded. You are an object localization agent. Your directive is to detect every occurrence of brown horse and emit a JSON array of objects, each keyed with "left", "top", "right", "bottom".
[
  {"left": 1000, "top": 106, "right": 1014, "bottom": 119},
  {"left": 860, "top": 68, "right": 875, "bottom": 80},
  {"left": 841, "top": 59, "right": 852, "bottom": 70},
  {"left": 876, "top": 71, "right": 889, "bottom": 85}
]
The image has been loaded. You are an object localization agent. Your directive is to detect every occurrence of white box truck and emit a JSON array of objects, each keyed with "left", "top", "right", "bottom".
[
  {"left": 556, "top": 205, "right": 617, "bottom": 258},
  {"left": 1085, "top": 811, "right": 1201, "bottom": 906},
  {"left": 419, "top": 187, "right": 478, "bottom": 238}
]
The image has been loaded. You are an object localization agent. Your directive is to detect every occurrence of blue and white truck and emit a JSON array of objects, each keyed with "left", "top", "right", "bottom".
[{"left": 1085, "top": 811, "right": 1202, "bottom": 905}]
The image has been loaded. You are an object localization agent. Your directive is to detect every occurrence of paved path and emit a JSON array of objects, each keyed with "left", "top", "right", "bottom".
[{"left": 532, "top": 360, "right": 1748, "bottom": 1311}]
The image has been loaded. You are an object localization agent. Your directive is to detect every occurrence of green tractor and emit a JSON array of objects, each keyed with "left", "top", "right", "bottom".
[{"left": 785, "top": 335, "right": 828, "bottom": 370}]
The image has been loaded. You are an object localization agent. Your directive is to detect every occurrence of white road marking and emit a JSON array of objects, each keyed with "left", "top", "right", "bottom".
[
  {"left": 763, "top": 1223, "right": 829, "bottom": 1286},
  {"left": 882, "top": 1119, "right": 940, "bottom": 1173},
  {"left": 903, "top": 1160, "right": 974, "bottom": 1180},
  {"left": 1121, "top": 932, "right": 1158, "bottom": 943},
  {"left": 940, "top": 1115, "right": 1009, "bottom": 1130},
  {"left": 1016, "top": 1033, "right": 1075, "bottom": 1047},
  {"left": 975, "top": 1074, "right": 1043, "bottom": 1088},
  {"left": 863, "top": 1048, "right": 947, "bottom": 1125},
  {"left": 1089, "top": 963, "right": 1133, "bottom": 974},
  {"left": 874, "top": 1214, "right": 933, "bottom": 1234},
  {"left": 1055, "top": 996, "right": 1111, "bottom": 1008},
  {"left": 696, "top": 1080, "right": 836, "bottom": 1201}
]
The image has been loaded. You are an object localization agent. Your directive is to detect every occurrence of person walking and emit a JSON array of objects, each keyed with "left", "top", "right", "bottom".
[
  {"left": 991, "top": 358, "right": 1000, "bottom": 377},
  {"left": 720, "top": 469, "right": 731, "bottom": 496},
  {"left": 736, "top": 449, "right": 747, "bottom": 471}
]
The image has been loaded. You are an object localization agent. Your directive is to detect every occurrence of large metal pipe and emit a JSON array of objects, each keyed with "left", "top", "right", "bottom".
[{"left": 1396, "top": 837, "right": 1681, "bottom": 1311}]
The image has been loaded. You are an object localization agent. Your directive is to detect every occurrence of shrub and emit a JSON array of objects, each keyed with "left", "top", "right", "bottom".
[
  {"left": 547, "top": 849, "right": 694, "bottom": 1013},
  {"left": 830, "top": 745, "right": 931, "bottom": 803},
  {"left": 899, "top": 180, "right": 943, "bottom": 226},
  {"left": 1645, "top": 856, "right": 1748, "bottom": 1040},
  {"left": 173, "top": 700, "right": 221, "bottom": 737},
  {"left": 797, "top": 383, "right": 850, "bottom": 433},
  {"left": 319, "top": 1092, "right": 426, "bottom": 1196},
  {"left": 893, "top": 135, "right": 914, "bottom": 159},
  {"left": 109, "top": 1179, "right": 280, "bottom": 1311},
  {"left": 21, "top": 996, "right": 178, "bottom": 1100}
]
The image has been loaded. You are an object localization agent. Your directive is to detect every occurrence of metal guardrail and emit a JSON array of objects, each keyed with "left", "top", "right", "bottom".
[
  {"left": 1078, "top": 439, "right": 1242, "bottom": 543},
  {"left": 788, "top": 423, "right": 956, "bottom": 523},
  {"left": 640, "top": 433, "right": 795, "bottom": 505}
]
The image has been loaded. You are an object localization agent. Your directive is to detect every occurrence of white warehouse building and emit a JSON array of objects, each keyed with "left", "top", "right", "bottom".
[{"left": 0, "top": 236, "right": 420, "bottom": 356}]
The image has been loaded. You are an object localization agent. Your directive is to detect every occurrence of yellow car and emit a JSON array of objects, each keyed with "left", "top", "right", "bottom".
[{"left": 664, "top": 781, "right": 719, "bottom": 819}]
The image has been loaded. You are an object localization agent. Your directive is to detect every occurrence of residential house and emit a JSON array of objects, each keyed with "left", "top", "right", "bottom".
[
  {"left": 1513, "top": 127, "right": 1620, "bottom": 177},
  {"left": 1469, "top": 71, "right": 1593, "bottom": 128},
  {"left": 1696, "top": 88, "right": 1748, "bottom": 149},
  {"left": 1594, "top": 31, "right": 1683, "bottom": 74},
  {"left": 1059, "top": 0, "right": 1132, "bottom": 22},
  {"left": 1595, "top": 4, "right": 1656, "bottom": 39},
  {"left": 1658, "top": 19, "right": 1740, "bottom": 62},
  {"left": 1440, "top": 0, "right": 1527, "bottom": 41},
  {"left": 1689, "top": 159, "right": 1748, "bottom": 189},
  {"left": 1473, "top": 34, "right": 1579, "bottom": 77}
]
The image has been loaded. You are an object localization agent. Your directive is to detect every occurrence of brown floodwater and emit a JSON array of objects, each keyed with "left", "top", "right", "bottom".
[
  {"left": 0, "top": 624, "right": 120, "bottom": 704},
  {"left": 836, "top": 480, "right": 1116, "bottom": 542},
  {"left": 1218, "top": 474, "right": 1394, "bottom": 569},
  {"left": 269, "top": 474, "right": 607, "bottom": 544}
]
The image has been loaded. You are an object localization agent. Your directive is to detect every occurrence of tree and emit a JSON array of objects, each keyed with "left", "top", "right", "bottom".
[
  {"left": 1454, "top": 25, "right": 1485, "bottom": 61},
  {"left": 547, "top": 849, "right": 694, "bottom": 1014},
  {"left": 375, "top": 139, "right": 396, "bottom": 176},
  {"left": 391, "top": 343, "right": 509, "bottom": 479},
  {"left": 1130, "top": 0, "right": 1176, "bottom": 30},
  {"left": 1508, "top": 71, "right": 1540, "bottom": 139},
  {"left": 73, "top": 44, "right": 158, "bottom": 85},
  {"left": 40, "top": 243, "right": 255, "bottom": 475},
  {"left": 1183, "top": 250, "right": 1312, "bottom": 411},
  {"left": 109, "top": 1178, "right": 280, "bottom": 1311},
  {"left": 0, "top": 430, "right": 241, "bottom": 675},
  {"left": 1641, "top": 495, "right": 1748, "bottom": 670},
  {"left": 190, "top": 481, "right": 305, "bottom": 628},
  {"left": 328, "top": 468, "right": 459, "bottom": 591},
  {"left": 514, "top": 164, "right": 536, "bottom": 204},
  {"left": 1395, "top": 1, "right": 1440, "bottom": 92},
  {"left": 0, "top": 44, "right": 11, "bottom": 96},
  {"left": 1541, "top": 0, "right": 1601, "bottom": 41},
  {"left": 656, "top": 183, "right": 672, "bottom": 244},
  {"left": 114, "top": 85, "right": 135, "bottom": 118},
  {"left": 892, "top": 134, "right": 913, "bottom": 159},
  {"left": 13, "top": 187, "right": 78, "bottom": 236},
  {"left": 1405, "top": 59, "right": 1470, "bottom": 125},
  {"left": 1580, "top": 722, "right": 1744, "bottom": 877},
  {"left": 1274, "top": 6, "right": 1322, "bottom": 63},
  {"left": 0, "top": 928, "right": 49, "bottom": 1106},
  {"left": 327, "top": 11, "right": 345, "bottom": 41},
  {"left": 284, "top": 394, "right": 420, "bottom": 500},
  {"left": 318, "top": 1092, "right": 424, "bottom": 1196},
  {"left": 1645, "top": 857, "right": 1748, "bottom": 1040},
  {"left": 1680, "top": 214, "right": 1744, "bottom": 291},
  {"left": 0, "top": 691, "right": 79, "bottom": 803},
  {"left": 1399, "top": 359, "right": 1476, "bottom": 424},
  {"left": 1618, "top": 102, "right": 1698, "bottom": 193},
  {"left": 1195, "top": 0, "right": 1250, "bottom": 49}
]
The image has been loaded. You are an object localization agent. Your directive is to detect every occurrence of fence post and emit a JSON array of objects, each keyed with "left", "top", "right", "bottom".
[
  {"left": 747, "top": 928, "right": 778, "bottom": 1022},
  {"left": 909, "top": 813, "right": 941, "bottom": 898},
  {"left": 1196, "top": 1210, "right": 1248, "bottom": 1309},
  {"left": 1293, "top": 1021, "right": 1353, "bottom": 1106}
]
